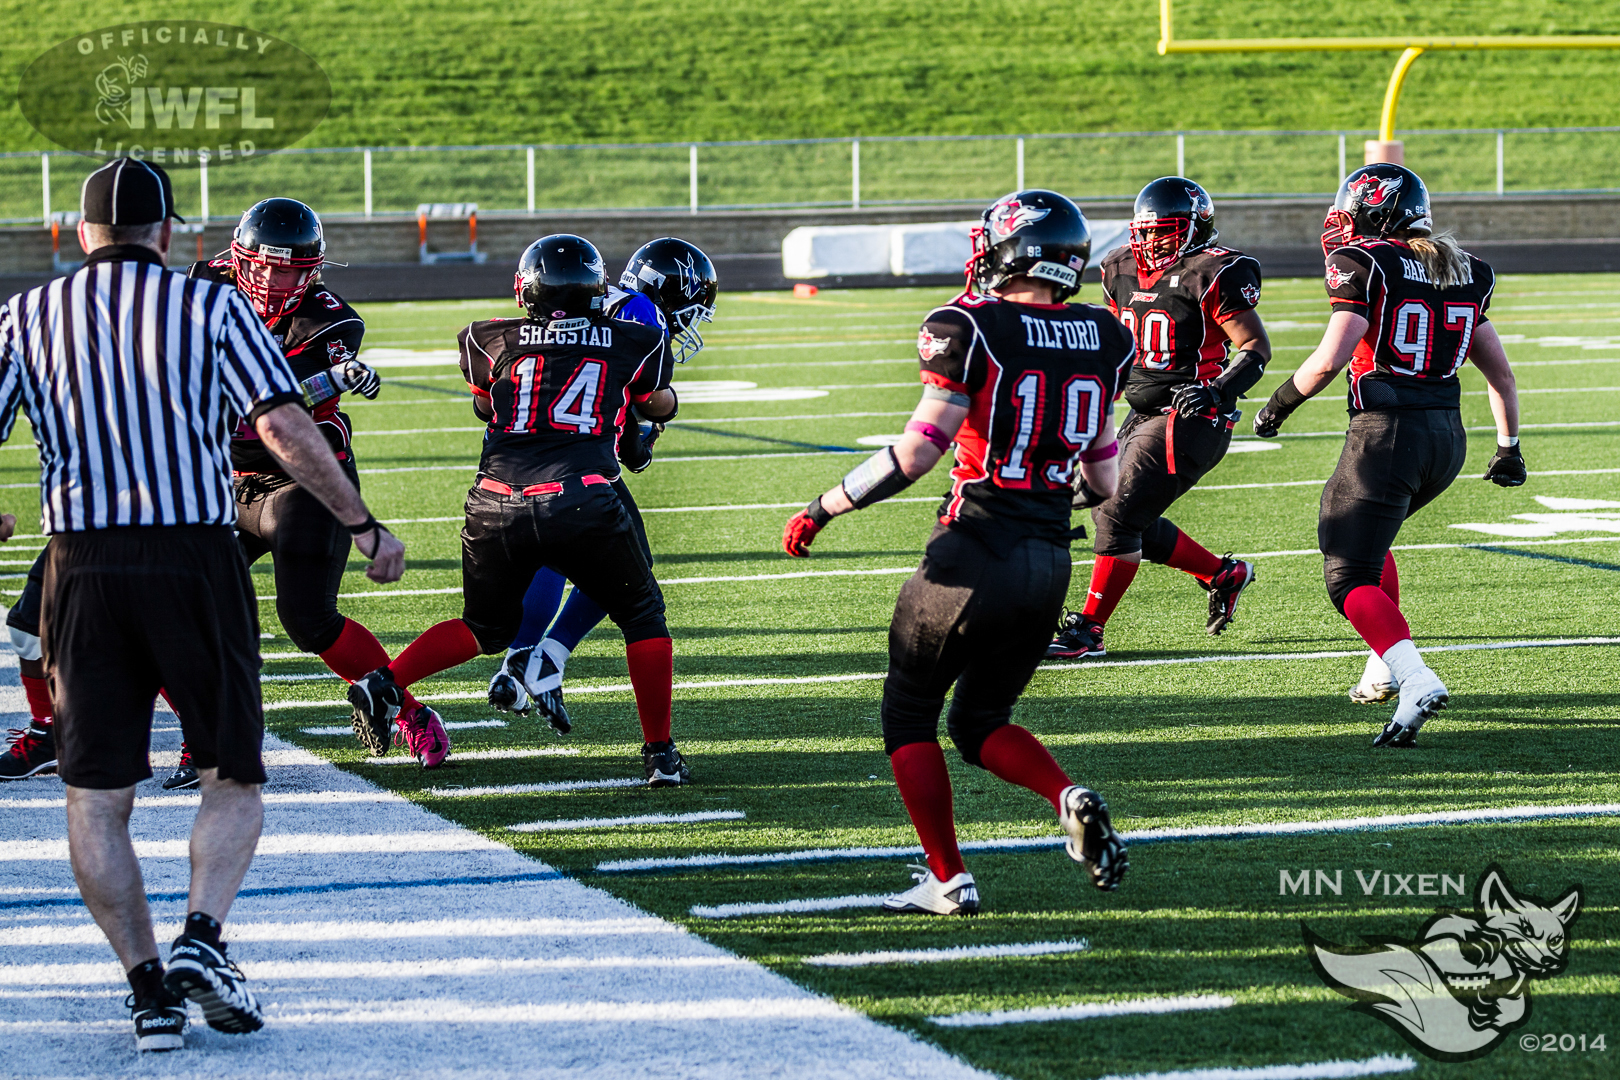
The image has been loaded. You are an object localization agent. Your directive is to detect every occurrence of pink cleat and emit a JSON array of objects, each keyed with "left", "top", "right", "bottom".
[{"left": 393, "top": 704, "right": 450, "bottom": 768}]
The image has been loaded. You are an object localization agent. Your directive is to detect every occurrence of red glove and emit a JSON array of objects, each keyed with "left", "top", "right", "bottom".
[{"left": 783, "top": 509, "right": 825, "bottom": 557}]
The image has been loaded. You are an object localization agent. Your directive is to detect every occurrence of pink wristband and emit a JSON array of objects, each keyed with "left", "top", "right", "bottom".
[
  {"left": 906, "top": 421, "right": 952, "bottom": 452},
  {"left": 1078, "top": 439, "right": 1119, "bottom": 462}
]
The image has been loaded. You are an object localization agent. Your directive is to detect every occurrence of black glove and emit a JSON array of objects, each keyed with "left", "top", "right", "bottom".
[
  {"left": 618, "top": 423, "right": 653, "bottom": 474},
  {"left": 334, "top": 358, "right": 382, "bottom": 400},
  {"left": 1254, "top": 379, "right": 1309, "bottom": 438},
  {"left": 1072, "top": 479, "right": 1107, "bottom": 510},
  {"left": 1170, "top": 382, "right": 1222, "bottom": 423},
  {"left": 1483, "top": 442, "right": 1527, "bottom": 487}
]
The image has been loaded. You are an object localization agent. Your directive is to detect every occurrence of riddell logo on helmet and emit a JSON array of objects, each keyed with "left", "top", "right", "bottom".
[
  {"left": 1350, "top": 173, "right": 1402, "bottom": 207},
  {"left": 988, "top": 198, "right": 1050, "bottom": 236}
]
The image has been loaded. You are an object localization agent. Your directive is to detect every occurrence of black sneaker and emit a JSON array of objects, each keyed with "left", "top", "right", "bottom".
[
  {"left": 162, "top": 744, "right": 200, "bottom": 790},
  {"left": 1058, "top": 785, "right": 1129, "bottom": 891},
  {"left": 527, "top": 646, "right": 571, "bottom": 736},
  {"left": 487, "top": 651, "right": 532, "bottom": 715},
  {"left": 1204, "top": 556, "right": 1256, "bottom": 636},
  {"left": 0, "top": 721, "right": 56, "bottom": 780},
  {"left": 163, "top": 936, "right": 263, "bottom": 1034},
  {"left": 642, "top": 741, "right": 691, "bottom": 787},
  {"left": 1047, "top": 611, "right": 1105, "bottom": 659},
  {"left": 127, "top": 991, "right": 187, "bottom": 1052},
  {"left": 347, "top": 668, "right": 404, "bottom": 756}
]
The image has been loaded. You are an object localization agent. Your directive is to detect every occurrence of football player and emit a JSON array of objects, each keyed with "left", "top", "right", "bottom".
[
  {"left": 783, "top": 191, "right": 1133, "bottom": 913},
  {"left": 1253, "top": 164, "right": 1523, "bottom": 747},
  {"left": 0, "top": 550, "right": 54, "bottom": 779},
  {"left": 488, "top": 239, "right": 716, "bottom": 735},
  {"left": 190, "top": 198, "right": 451, "bottom": 770},
  {"left": 349, "top": 235, "right": 688, "bottom": 786},
  {"left": 1048, "top": 177, "right": 1270, "bottom": 660}
]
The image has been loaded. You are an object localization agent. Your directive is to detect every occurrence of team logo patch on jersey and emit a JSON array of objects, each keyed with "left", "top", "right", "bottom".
[
  {"left": 1241, "top": 282, "right": 1261, "bottom": 305},
  {"left": 917, "top": 328, "right": 953, "bottom": 360},
  {"left": 1325, "top": 264, "right": 1355, "bottom": 290},
  {"left": 987, "top": 197, "right": 1050, "bottom": 236},
  {"left": 1130, "top": 291, "right": 1157, "bottom": 303},
  {"left": 325, "top": 340, "right": 354, "bottom": 364},
  {"left": 1349, "top": 173, "right": 1402, "bottom": 207}
]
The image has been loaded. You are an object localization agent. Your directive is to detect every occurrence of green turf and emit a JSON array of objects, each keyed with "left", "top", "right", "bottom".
[
  {"left": 6, "top": 274, "right": 1620, "bottom": 1077},
  {"left": 5, "top": 1, "right": 1620, "bottom": 219}
]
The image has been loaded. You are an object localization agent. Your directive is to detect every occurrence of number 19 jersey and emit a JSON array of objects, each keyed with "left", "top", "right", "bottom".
[
  {"left": 917, "top": 293, "right": 1135, "bottom": 550},
  {"left": 459, "top": 314, "right": 672, "bottom": 486}
]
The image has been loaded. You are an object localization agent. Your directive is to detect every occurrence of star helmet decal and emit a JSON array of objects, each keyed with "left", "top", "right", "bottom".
[
  {"left": 987, "top": 197, "right": 1050, "bottom": 237},
  {"left": 1187, "top": 186, "right": 1213, "bottom": 219},
  {"left": 674, "top": 251, "right": 704, "bottom": 300},
  {"left": 1349, "top": 173, "right": 1403, "bottom": 208}
]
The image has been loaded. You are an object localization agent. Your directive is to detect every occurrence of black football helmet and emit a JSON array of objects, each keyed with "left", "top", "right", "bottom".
[
  {"left": 1129, "top": 176, "right": 1218, "bottom": 276},
  {"left": 967, "top": 190, "right": 1091, "bottom": 301},
  {"left": 619, "top": 238, "right": 718, "bottom": 363},
  {"left": 1323, "top": 164, "right": 1433, "bottom": 257},
  {"left": 515, "top": 234, "right": 608, "bottom": 320},
  {"left": 231, "top": 198, "right": 326, "bottom": 319}
]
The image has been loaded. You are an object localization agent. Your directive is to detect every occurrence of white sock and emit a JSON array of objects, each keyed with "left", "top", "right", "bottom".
[
  {"left": 1359, "top": 650, "right": 1392, "bottom": 688},
  {"left": 1380, "top": 639, "right": 1427, "bottom": 689}
]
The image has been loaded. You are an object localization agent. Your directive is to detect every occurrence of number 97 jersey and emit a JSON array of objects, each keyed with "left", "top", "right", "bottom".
[
  {"left": 917, "top": 293, "right": 1136, "bottom": 550},
  {"left": 1324, "top": 239, "right": 1495, "bottom": 411}
]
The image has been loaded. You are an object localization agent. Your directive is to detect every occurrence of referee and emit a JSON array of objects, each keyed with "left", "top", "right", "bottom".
[{"left": 0, "top": 158, "right": 405, "bottom": 1052}]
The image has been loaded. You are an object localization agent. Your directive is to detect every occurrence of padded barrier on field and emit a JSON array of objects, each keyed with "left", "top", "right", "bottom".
[{"left": 784, "top": 220, "right": 1132, "bottom": 279}]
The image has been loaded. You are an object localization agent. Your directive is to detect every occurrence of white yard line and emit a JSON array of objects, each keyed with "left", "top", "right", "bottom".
[
  {"left": 303, "top": 720, "right": 508, "bottom": 735},
  {"left": 424, "top": 778, "right": 646, "bottom": 798},
  {"left": 1094, "top": 1054, "right": 1418, "bottom": 1080},
  {"left": 691, "top": 895, "right": 891, "bottom": 919},
  {"left": 366, "top": 747, "right": 579, "bottom": 765},
  {"left": 508, "top": 810, "right": 746, "bottom": 833},
  {"left": 804, "top": 940, "right": 1090, "bottom": 967},
  {"left": 928, "top": 994, "right": 1233, "bottom": 1027}
]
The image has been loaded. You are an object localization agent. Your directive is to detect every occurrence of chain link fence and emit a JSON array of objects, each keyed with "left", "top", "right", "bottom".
[{"left": 4, "top": 127, "right": 1618, "bottom": 226}]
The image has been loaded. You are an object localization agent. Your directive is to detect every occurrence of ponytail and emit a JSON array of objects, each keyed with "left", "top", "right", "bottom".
[{"left": 1402, "top": 232, "right": 1472, "bottom": 289}]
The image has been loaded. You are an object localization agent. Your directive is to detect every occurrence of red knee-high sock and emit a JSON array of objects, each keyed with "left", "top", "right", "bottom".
[
  {"left": 1380, "top": 551, "right": 1400, "bottom": 605},
  {"left": 388, "top": 620, "right": 480, "bottom": 690},
  {"left": 1343, "top": 584, "right": 1412, "bottom": 657},
  {"left": 1079, "top": 555, "right": 1139, "bottom": 624},
  {"left": 21, "top": 675, "right": 51, "bottom": 725},
  {"left": 1162, "top": 528, "right": 1225, "bottom": 581},
  {"left": 321, "top": 618, "right": 420, "bottom": 709},
  {"left": 625, "top": 637, "right": 674, "bottom": 745},
  {"left": 977, "top": 725, "right": 1073, "bottom": 810},
  {"left": 890, "top": 742, "right": 965, "bottom": 881}
]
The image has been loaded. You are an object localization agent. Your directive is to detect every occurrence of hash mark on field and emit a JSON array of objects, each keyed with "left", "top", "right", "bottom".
[
  {"left": 803, "top": 940, "right": 1090, "bottom": 967},
  {"left": 508, "top": 810, "right": 745, "bottom": 833},
  {"left": 365, "top": 747, "right": 579, "bottom": 765},
  {"left": 691, "top": 894, "right": 889, "bottom": 919},
  {"left": 929, "top": 994, "right": 1231, "bottom": 1027},
  {"left": 1094, "top": 1052, "right": 1418, "bottom": 1080},
  {"left": 304, "top": 720, "right": 507, "bottom": 735},
  {"left": 424, "top": 778, "right": 643, "bottom": 798}
]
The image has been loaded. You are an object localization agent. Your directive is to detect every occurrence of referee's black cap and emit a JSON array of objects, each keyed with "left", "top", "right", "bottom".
[{"left": 81, "top": 158, "right": 185, "bottom": 226}]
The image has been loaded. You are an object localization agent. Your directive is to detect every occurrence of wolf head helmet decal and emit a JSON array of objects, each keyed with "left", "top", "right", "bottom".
[{"left": 1304, "top": 866, "right": 1581, "bottom": 1062}]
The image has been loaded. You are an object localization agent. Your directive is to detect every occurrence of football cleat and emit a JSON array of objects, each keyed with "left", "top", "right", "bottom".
[
  {"left": 642, "top": 741, "right": 691, "bottom": 787},
  {"left": 1047, "top": 611, "right": 1105, "bottom": 660},
  {"left": 347, "top": 668, "right": 404, "bottom": 756},
  {"left": 162, "top": 744, "right": 201, "bottom": 790},
  {"left": 1348, "top": 681, "right": 1399, "bottom": 705},
  {"left": 882, "top": 866, "right": 980, "bottom": 916},
  {"left": 1058, "top": 785, "right": 1129, "bottom": 891},
  {"left": 393, "top": 704, "right": 450, "bottom": 768},
  {"left": 163, "top": 936, "right": 263, "bottom": 1034},
  {"left": 526, "top": 643, "right": 572, "bottom": 735},
  {"left": 487, "top": 651, "right": 532, "bottom": 715},
  {"left": 0, "top": 721, "right": 56, "bottom": 780},
  {"left": 1204, "top": 556, "right": 1256, "bottom": 636},
  {"left": 127, "top": 991, "right": 187, "bottom": 1052},
  {"left": 1373, "top": 669, "right": 1449, "bottom": 748}
]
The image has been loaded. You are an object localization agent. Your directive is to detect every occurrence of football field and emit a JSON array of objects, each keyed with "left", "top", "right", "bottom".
[{"left": 5, "top": 275, "right": 1619, "bottom": 1078}]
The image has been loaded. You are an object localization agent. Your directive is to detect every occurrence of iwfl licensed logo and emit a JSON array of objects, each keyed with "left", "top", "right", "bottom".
[{"left": 1304, "top": 865, "right": 1581, "bottom": 1062}]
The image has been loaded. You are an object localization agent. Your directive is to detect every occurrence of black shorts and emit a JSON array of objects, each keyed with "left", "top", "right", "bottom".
[
  {"left": 235, "top": 466, "right": 357, "bottom": 655},
  {"left": 461, "top": 475, "right": 667, "bottom": 654},
  {"left": 5, "top": 547, "right": 47, "bottom": 638},
  {"left": 882, "top": 525, "right": 1070, "bottom": 764},
  {"left": 1319, "top": 409, "right": 1468, "bottom": 611},
  {"left": 43, "top": 526, "right": 266, "bottom": 789},
  {"left": 1092, "top": 410, "right": 1232, "bottom": 559}
]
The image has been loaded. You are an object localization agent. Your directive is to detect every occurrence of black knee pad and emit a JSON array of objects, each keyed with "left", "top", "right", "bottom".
[
  {"left": 1089, "top": 502, "right": 1140, "bottom": 557},
  {"left": 881, "top": 675, "right": 945, "bottom": 756},
  {"left": 1323, "top": 554, "right": 1382, "bottom": 616},
  {"left": 462, "top": 613, "right": 521, "bottom": 655},
  {"left": 945, "top": 699, "right": 1012, "bottom": 767},
  {"left": 277, "top": 605, "right": 346, "bottom": 656},
  {"left": 1139, "top": 517, "right": 1178, "bottom": 564},
  {"left": 612, "top": 587, "right": 668, "bottom": 645}
]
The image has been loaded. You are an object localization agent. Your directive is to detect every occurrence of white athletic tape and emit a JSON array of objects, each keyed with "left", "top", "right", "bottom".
[
  {"left": 690, "top": 895, "right": 890, "bottom": 919},
  {"left": 928, "top": 994, "right": 1233, "bottom": 1027},
  {"left": 804, "top": 940, "right": 1090, "bottom": 967},
  {"left": 423, "top": 778, "right": 644, "bottom": 798},
  {"left": 1094, "top": 1053, "right": 1418, "bottom": 1080},
  {"left": 508, "top": 810, "right": 746, "bottom": 833}
]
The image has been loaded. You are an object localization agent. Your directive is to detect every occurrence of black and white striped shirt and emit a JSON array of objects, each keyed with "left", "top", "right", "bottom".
[{"left": 0, "top": 245, "right": 302, "bottom": 533}]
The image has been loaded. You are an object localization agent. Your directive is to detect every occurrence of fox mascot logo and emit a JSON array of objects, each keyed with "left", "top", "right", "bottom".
[{"left": 1304, "top": 865, "right": 1581, "bottom": 1061}]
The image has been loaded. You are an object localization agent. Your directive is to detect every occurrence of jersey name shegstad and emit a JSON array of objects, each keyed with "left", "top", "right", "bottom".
[
  {"left": 518, "top": 322, "right": 614, "bottom": 347},
  {"left": 1019, "top": 315, "right": 1101, "bottom": 351}
]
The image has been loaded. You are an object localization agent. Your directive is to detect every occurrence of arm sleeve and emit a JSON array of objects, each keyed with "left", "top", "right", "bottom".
[
  {"left": 216, "top": 289, "right": 304, "bottom": 425},
  {"left": 917, "top": 309, "right": 981, "bottom": 394},
  {"left": 1325, "top": 248, "right": 1375, "bottom": 312},
  {"left": 1208, "top": 258, "right": 1262, "bottom": 323}
]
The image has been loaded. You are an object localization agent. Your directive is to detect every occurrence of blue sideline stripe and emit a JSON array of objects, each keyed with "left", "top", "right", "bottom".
[
  {"left": 1486, "top": 547, "right": 1620, "bottom": 574},
  {"left": 0, "top": 870, "right": 563, "bottom": 911}
]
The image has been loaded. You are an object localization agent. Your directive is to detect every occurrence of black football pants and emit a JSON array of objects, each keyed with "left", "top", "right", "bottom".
[
  {"left": 1320, "top": 409, "right": 1467, "bottom": 613},
  {"left": 881, "top": 525, "right": 1070, "bottom": 766},
  {"left": 1092, "top": 410, "right": 1233, "bottom": 560},
  {"left": 235, "top": 467, "right": 357, "bottom": 656},
  {"left": 461, "top": 477, "right": 667, "bottom": 654}
]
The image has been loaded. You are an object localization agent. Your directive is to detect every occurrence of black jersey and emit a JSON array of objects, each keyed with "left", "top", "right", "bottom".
[
  {"left": 460, "top": 313, "right": 672, "bottom": 487},
  {"left": 1100, "top": 245, "right": 1262, "bottom": 414},
  {"left": 188, "top": 260, "right": 366, "bottom": 473},
  {"left": 1325, "top": 239, "right": 1496, "bottom": 412},
  {"left": 917, "top": 293, "right": 1135, "bottom": 549}
]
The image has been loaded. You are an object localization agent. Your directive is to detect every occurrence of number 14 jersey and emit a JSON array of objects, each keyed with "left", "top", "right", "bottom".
[{"left": 459, "top": 314, "right": 672, "bottom": 485}]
